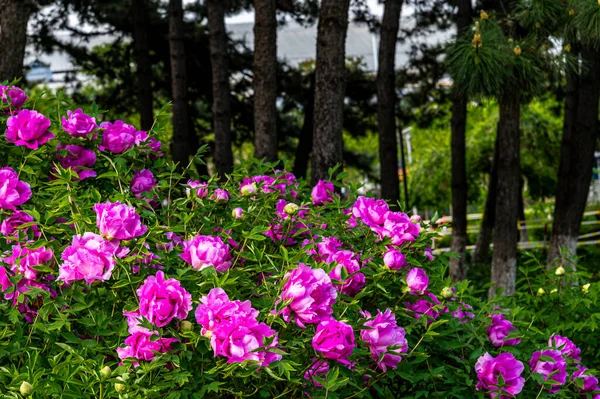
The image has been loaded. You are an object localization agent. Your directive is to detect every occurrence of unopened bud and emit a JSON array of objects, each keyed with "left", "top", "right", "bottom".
[
  {"left": 513, "top": 46, "right": 522, "bottom": 56},
  {"left": 284, "top": 202, "right": 300, "bottom": 215},
  {"left": 569, "top": 8, "right": 575, "bottom": 15},
  {"left": 20, "top": 382, "right": 33, "bottom": 396},
  {"left": 232, "top": 207, "right": 244, "bottom": 219},
  {"left": 535, "top": 22, "right": 541, "bottom": 29},
  {"left": 555, "top": 266, "right": 565, "bottom": 276},
  {"left": 550, "top": 288, "right": 558, "bottom": 294},
  {"left": 240, "top": 183, "right": 257, "bottom": 197},
  {"left": 115, "top": 377, "right": 125, "bottom": 392},
  {"left": 564, "top": 44, "right": 571, "bottom": 53},
  {"left": 537, "top": 288, "right": 545, "bottom": 296},
  {"left": 582, "top": 283, "right": 591, "bottom": 294},
  {"left": 480, "top": 10, "right": 488, "bottom": 19},
  {"left": 100, "top": 366, "right": 111, "bottom": 380},
  {"left": 180, "top": 320, "right": 193, "bottom": 333},
  {"left": 441, "top": 287, "right": 454, "bottom": 299}
]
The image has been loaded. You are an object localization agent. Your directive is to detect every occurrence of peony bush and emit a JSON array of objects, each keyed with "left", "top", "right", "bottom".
[{"left": 0, "top": 84, "right": 599, "bottom": 398}]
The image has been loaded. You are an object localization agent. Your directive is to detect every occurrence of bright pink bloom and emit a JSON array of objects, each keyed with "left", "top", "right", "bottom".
[
  {"left": 275, "top": 263, "right": 337, "bottom": 328},
  {"left": 186, "top": 180, "right": 208, "bottom": 198},
  {"left": 0, "top": 265, "right": 10, "bottom": 292},
  {"left": 117, "top": 331, "right": 178, "bottom": 364},
  {"left": 405, "top": 293, "right": 447, "bottom": 325},
  {"left": 232, "top": 207, "right": 243, "bottom": 219},
  {"left": 312, "top": 319, "right": 355, "bottom": 365},
  {"left": 311, "top": 180, "right": 335, "bottom": 205},
  {"left": 486, "top": 314, "right": 521, "bottom": 347},
  {"left": 530, "top": 350, "right": 568, "bottom": 393},
  {"left": 58, "top": 232, "right": 119, "bottom": 285},
  {"left": 123, "top": 310, "right": 152, "bottom": 334},
  {"left": 475, "top": 352, "right": 525, "bottom": 398},
  {"left": 0, "top": 85, "right": 28, "bottom": 109},
  {"left": 147, "top": 137, "right": 162, "bottom": 153},
  {"left": 240, "top": 175, "right": 275, "bottom": 194},
  {"left": 0, "top": 167, "right": 31, "bottom": 210},
  {"left": 360, "top": 309, "right": 408, "bottom": 371},
  {"left": 210, "top": 188, "right": 230, "bottom": 202},
  {"left": 304, "top": 359, "right": 329, "bottom": 388},
  {"left": 55, "top": 144, "right": 97, "bottom": 180},
  {"left": 548, "top": 335, "right": 581, "bottom": 361},
  {"left": 425, "top": 247, "right": 434, "bottom": 261},
  {"left": 383, "top": 247, "right": 407, "bottom": 269},
  {"left": 61, "top": 109, "right": 98, "bottom": 138},
  {"left": 573, "top": 366, "right": 600, "bottom": 395},
  {"left": 99, "top": 120, "right": 138, "bottom": 153},
  {"left": 137, "top": 271, "right": 192, "bottom": 327},
  {"left": 379, "top": 211, "right": 420, "bottom": 247},
  {"left": 2, "top": 244, "right": 53, "bottom": 280},
  {"left": 195, "top": 288, "right": 258, "bottom": 336},
  {"left": 451, "top": 302, "right": 475, "bottom": 324},
  {"left": 130, "top": 169, "right": 157, "bottom": 198},
  {"left": 180, "top": 235, "right": 232, "bottom": 272},
  {"left": 352, "top": 196, "right": 389, "bottom": 227},
  {"left": 5, "top": 109, "right": 54, "bottom": 150},
  {"left": 212, "top": 320, "right": 281, "bottom": 366},
  {"left": 94, "top": 201, "right": 147, "bottom": 240},
  {"left": 406, "top": 267, "right": 429, "bottom": 295},
  {"left": 0, "top": 210, "right": 39, "bottom": 240},
  {"left": 155, "top": 232, "right": 182, "bottom": 252},
  {"left": 328, "top": 250, "right": 365, "bottom": 297}
]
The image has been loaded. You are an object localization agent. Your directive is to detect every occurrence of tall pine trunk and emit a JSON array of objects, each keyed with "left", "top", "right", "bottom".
[
  {"left": 311, "top": 0, "right": 351, "bottom": 185},
  {"left": 207, "top": 0, "right": 234, "bottom": 177},
  {"left": 489, "top": 94, "right": 521, "bottom": 298},
  {"left": 293, "top": 74, "right": 315, "bottom": 179},
  {"left": 548, "top": 47, "right": 600, "bottom": 266},
  {"left": 132, "top": 0, "right": 154, "bottom": 131},
  {"left": 253, "top": 0, "right": 278, "bottom": 163},
  {"left": 448, "top": 0, "right": 472, "bottom": 281},
  {"left": 0, "top": 0, "right": 32, "bottom": 81},
  {"left": 376, "top": 0, "right": 402, "bottom": 207},
  {"left": 168, "top": 0, "right": 193, "bottom": 167}
]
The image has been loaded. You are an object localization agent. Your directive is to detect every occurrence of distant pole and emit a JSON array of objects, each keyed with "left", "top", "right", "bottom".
[{"left": 398, "top": 125, "right": 409, "bottom": 210}]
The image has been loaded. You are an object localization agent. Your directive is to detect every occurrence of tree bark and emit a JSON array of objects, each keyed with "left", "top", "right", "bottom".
[
  {"left": 548, "top": 47, "right": 600, "bottom": 266},
  {"left": 293, "top": 74, "right": 315, "bottom": 179},
  {"left": 132, "top": 0, "right": 154, "bottom": 131},
  {"left": 311, "top": 0, "right": 351, "bottom": 185},
  {"left": 0, "top": 0, "right": 33, "bottom": 82},
  {"left": 377, "top": 0, "right": 403, "bottom": 207},
  {"left": 253, "top": 0, "right": 278, "bottom": 163},
  {"left": 518, "top": 177, "right": 529, "bottom": 243},
  {"left": 473, "top": 133, "right": 499, "bottom": 264},
  {"left": 168, "top": 0, "right": 194, "bottom": 168},
  {"left": 448, "top": 0, "right": 472, "bottom": 281},
  {"left": 489, "top": 94, "right": 521, "bottom": 298},
  {"left": 207, "top": 0, "right": 234, "bottom": 177}
]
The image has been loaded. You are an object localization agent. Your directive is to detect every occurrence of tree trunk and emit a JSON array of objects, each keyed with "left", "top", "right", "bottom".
[
  {"left": 0, "top": 0, "right": 32, "bottom": 81},
  {"left": 293, "top": 74, "right": 315, "bottom": 179},
  {"left": 132, "top": 0, "right": 154, "bottom": 131},
  {"left": 548, "top": 47, "right": 600, "bottom": 266},
  {"left": 311, "top": 0, "right": 351, "bottom": 185},
  {"left": 168, "top": 0, "right": 193, "bottom": 168},
  {"left": 448, "top": 0, "right": 472, "bottom": 281},
  {"left": 518, "top": 178, "right": 529, "bottom": 243},
  {"left": 207, "top": 0, "right": 234, "bottom": 177},
  {"left": 489, "top": 94, "right": 521, "bottom": 298},
  {"left": 253, "top": 0, "right": 278, "bottom": 163},
  {"left": 473, "top": 133, "right": 499, "bottom": 264},
  {"left": 377, "top": 0, "right": 403, "bottom": 207}
]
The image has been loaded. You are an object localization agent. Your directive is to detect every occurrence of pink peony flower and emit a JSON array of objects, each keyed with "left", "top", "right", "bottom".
[
  {"left": 405, "top": 293, "right": 447, "bottom": 325},
  {"left": 186, "top": 180, "right": 208, "bottom": 198},
  {"left": 379, "top": 211, "right": 420, "bottom": 247},
  {"left": 2, "top": 244, "right": 53, "bottom": 281},
  {"left": 232, "top": 207, "right": 243, "bottom": 219},
  {"left": 239, "top": 181, "right": 258, "bottom": 196},
  {"left": 0, "top": 210, "right": 39, "bottom": 240},
  {"left": 475, "top": 352, "right": 525, "bottom": 398},
  {"left": 548, "top": 335, "right": 581, "bottom": 361},
  {"left": 117, "top": 331, "right": 178, "bottom": 364},
  {"left": 0, "top": 167, "right": 32, "bottom": 210},
  {"left": 352, "top": 196, "right": 389, "bottom": 227},
  {"left": 530, "top": 349, "right": 568, "bottom": 393},
  {"left": 360, "top": 309, "right": 408, "bottom": 371},
  {"left": 328, "top": 250, "right": 365, "bottom": 297},
  {"left": 58, "top": 232, "right": 120, "bottom": 285},
  {"left": 137, "top": 271, "right": 192, "bottom": 328},
  {"left": 147, "top": 137, "right": 162, "bottom": 153},
  {"left": 240, "top": 176, "right": 275, "bottom": 194},
  {"left": 123, "top": 310, "right": 152, "bottom": 334},
  {"left": 130, "top": 169, "right": 157, "bottom": 198},
  {"left": 383, "top": 247, "right": 407, "bottom": 270},
  {"left": 304, "top": 359, "right": 330, "bottom": 388},
  {"left": 3, "top": 278, "right": 54, "bottom": 322},
  {"left": 99, "top": 120, "right": 138, "bottom": 153},
  {"left": 5, "top": 109, "right": 54, "bottom": 150},
  {"left": 425, "top": 247, "right": 434, "bottom": 261},
  {"left": 486, "top": 314, "right": 521, "bottom": 347},
  {"left": 180, "top": 235, "right": 232, "bottom": 272},
  {"left": 55, "top": 144, "right": 97, "bottom": 180},
  {"left": 573, "top": 366, "right": 600, "bottom": 395},
  {"left": 94, "top": 201, "right": 147, "bottom": 240},
  {"left": 195, "top": 288, "right": 258, "bottom": 336},
  {"left": 451, "top": 302, "right": 475, "bottom": 324},
  {"left": 406, "top": 267, "right": 429, "bottom": 295},
  {"left": 210, "top": 188, "right": 230, "bottom": 203},
  {"left": 212, "top": 320, "right": 281, "bottom": 366},
  {"left": 61, "top": 109, "right": 98, "bottom": 138},
  {"left": 312, "top": 319, "right": 355, "bottom": 365},
  {"left": 311, "top": 180, "right": 335, "bottom": 205},
  {"left": 0, "top": 265, "right": 11, "bottom": 292},
  {"left": 275, "top": 263, "right": 337, "bottom": 328},
  {"left": 155, "top": 232, "right": 182, "bottom": 253},
  {"left": 0, "top": 85, "right": 28, "bottom": 109}
]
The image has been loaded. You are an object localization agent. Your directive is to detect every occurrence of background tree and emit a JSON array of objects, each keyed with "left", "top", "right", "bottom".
[
  {"left": 377, "top": 0, "right": 403, "bottom": 208},
  {"left": 311, "top": 0, "right": 351, "bottom": 185},
  {"left": 132, "top": 0, "right": 154, "bottom": 131},
  {"left": 0, "top": 0, "right": 35, "bottom": 81}
]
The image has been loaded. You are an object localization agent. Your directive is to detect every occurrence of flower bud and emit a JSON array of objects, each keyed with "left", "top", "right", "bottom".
[
  {"left": 441, "top": 287, "right": 454, "bottom": 299},
  {"left": 115, "top": 377, "right": 125, "bottom": 392},
  {"left": 20, "top": 381, "right": 33, "bottom": 396},
  {"left": 180, "top": 320, "right": 193, "bottom": 333},
  {"left": 582, "top": 283, "right": 591, "bottom": 294},
  {"left": 231, "top": 207, "right": 243, "bottom": 219},
  {"left": 240, "top": 182, "right": 257, "bottom": 197},
  {"left": 100, "top": 366, "right": 111, "bottom": 380},
  {"left": 564, "top": 44, "right": 571, "bottom": 53},
  {"left": 569, "top": 8, "right": 575, "bottom": 15},
  {"left": 555, "top": 266, "right": 565, "bottom": 276},
  {"left": 513, "top": 46, "right": 522, "bottom": 56},
  {"left": 480, "top": 10, "right": 488, "bottom": 19},
  {"left": 284, "top": 202, "right": 300, "bottom": 215},
  {"left": 550, "top": 288, "right": 558, "bottom": 294},
  {"left": 203, "top": 330, "right": 213, "bottom": 339},
  {"left": 537, "top": 287, "right": 545, "bottom": 296}
]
